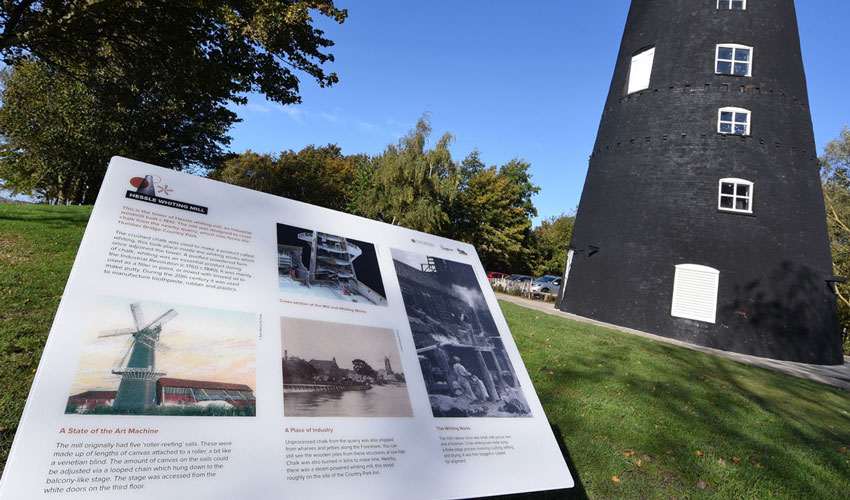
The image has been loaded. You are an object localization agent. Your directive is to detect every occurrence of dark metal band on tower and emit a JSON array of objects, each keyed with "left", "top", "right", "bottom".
[{"left": 559, "top": 0, "right": 843, "bottom": 364}]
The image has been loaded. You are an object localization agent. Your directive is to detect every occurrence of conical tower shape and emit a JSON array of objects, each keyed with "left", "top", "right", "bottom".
[
  {"left": 112, "top": 330, "right": 162, "bottom": 411},
  {"left": 559, "top": 0, "right": 842, "bottom": 364}
]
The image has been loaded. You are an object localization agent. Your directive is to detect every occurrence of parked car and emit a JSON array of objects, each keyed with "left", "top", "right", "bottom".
[
  {"left": 507, "top": 274, "right": 532, "bottom": 283},
  {"left": 531, "top": 275, "right": 562, "bottom": 295},
  {"left": 487, "top": 271, "right": 509, "bottom": 280}
]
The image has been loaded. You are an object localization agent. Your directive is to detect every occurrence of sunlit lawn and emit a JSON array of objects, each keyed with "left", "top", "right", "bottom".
[
  {"left": 500, "top": 301, "right": 850, "bottom": 499},
  {"left": 0, "top": 204, "right": 92, "bottom": 469},
  {"left": 1, "top": 204, "right": 849, "bottom": 499}
]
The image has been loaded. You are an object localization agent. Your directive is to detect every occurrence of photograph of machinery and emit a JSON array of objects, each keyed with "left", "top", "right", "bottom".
[
  {"left": 392, "top": 250, "right": 531, "bottom": 417},
  {"left": 277, "top": 223, "right": 387, "bottom": 306}
]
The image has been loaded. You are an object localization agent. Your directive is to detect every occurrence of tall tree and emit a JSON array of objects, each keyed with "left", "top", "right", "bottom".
[
  {"left": 0, "top": 1, "right": 346, "bottom": 203},
  {"left": 209, "top": 145, "right": 357, "bottom": 212},
  {"left": 498, "top": 158, "right": 540, "bottom": 273},
  {"left": 498, "top": 158, "right": 539, "bottom": 222},
  {"left": 0, "top": 1, "right": 346, "bottom": 105},
  {"left": 0, "top": 62, "right": 107, "bottom": 204},
  {"left": 0, "top": 60, "right": 233, "bottom": 203},
  {"left": 820, "top": 126, "right": 850, "bottom": 352},
  {"left": 531, "top": 213, "right": 575, "bottom": 276},
  {"left": 353, "top": 115, "right": 460, "bottom": 234},
  {"left": 351, "top": 359, "right": 376, "bottom": 380},
  {"left": 446, "top": 151, "right": 540, "bottom": 273}
]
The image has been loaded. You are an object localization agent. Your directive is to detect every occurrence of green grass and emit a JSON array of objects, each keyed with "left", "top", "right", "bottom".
[
  {"left": 2, "top": 204, "right": 850, "bottom": 499},
  {"left": 504, "top": 302, "right": 850, "bottom": 499},
  {"left": 0, "top": 204, "right": 92, "bottom": 469}
]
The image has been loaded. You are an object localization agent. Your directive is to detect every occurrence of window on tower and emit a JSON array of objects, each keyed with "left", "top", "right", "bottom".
[
  {"left": 715, "top": 44, "right": 752, "bottom": 76},
  {"left": 718, "top": 178, "right": 753, "bottom": 214},
  {"left": 627, "top": 46, "right": 655, "bottom": 94},
  {"left": 717, "top": 0, "right": 746, "bottom": 9},
  {"left": 717, "top": 107, "right": 751, "bottom": 135}
]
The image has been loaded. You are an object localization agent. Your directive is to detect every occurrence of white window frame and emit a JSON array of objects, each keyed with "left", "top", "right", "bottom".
[
  {"left": 718, "top": 178, "right": 753, "bottom": 214},
  {"left": 627, "top": 46, "right": 655, "bottom": 94},
  {"left": 715, "top": 43, "right": 753, "bottom": 76},
  {"left": 717, "top": 106, "right": 751, "bottom": 135},
  {"left": 671, "top": 264, "right": 720, "bottom": 323},
  {"left": 717, "top": 0, "right": 746, "bottom": 10}
]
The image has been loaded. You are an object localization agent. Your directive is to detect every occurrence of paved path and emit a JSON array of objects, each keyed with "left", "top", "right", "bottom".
[{"left": 496, "top": 293, "right": 850, "bottom": 391}]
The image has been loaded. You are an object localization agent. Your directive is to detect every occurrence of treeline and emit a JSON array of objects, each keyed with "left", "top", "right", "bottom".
[
  {"left": 0, "top": 3, "right": 572, "bottom": 276},
  {"left": 820, "top": 126, "right": 850, "bottom": 352},
  {"left": 209, "top": 115, "right": 573, "bottom": 276},
  {"left": 0, "top": 1, "right": 348, "bottom": 205}
]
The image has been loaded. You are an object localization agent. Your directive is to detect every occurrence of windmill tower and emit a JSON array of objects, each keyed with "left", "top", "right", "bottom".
[
  {"left": 559, "top": 0, "right": 843, "bottom": 364},
  {"left": 99, "top": 303, "right": 177, "bottom": 410}
]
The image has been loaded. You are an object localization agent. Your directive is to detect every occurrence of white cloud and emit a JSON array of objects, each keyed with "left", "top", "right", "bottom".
[
  {"left": 273, "top": 104, "right": 304, "bottom": 122},
  {"left": 321, "top": 112, "right": 341, "bottom": 123},
  {"left": 355, "top": 119, "right": 402, "bottom": 139},
  {"left": 245, "top": 102, "right": 270, "bottom": 113},
  {"left": 355, "top": 119, "right": 378, "bottom": 132},
  {"left": 384, "top": 118, "right": 409, "bottom": 139}
]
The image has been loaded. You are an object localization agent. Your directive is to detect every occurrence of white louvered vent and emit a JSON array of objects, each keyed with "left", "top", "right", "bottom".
[{"left": 671, "top": 264, "right": 719, "bottom": 323}]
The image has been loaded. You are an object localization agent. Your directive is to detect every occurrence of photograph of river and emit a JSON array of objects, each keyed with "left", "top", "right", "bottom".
[
  {"left": 285, "top": 384, "right": 412, "bottom": 417},
  {"left": 281, "top": 317, "right": 413, "bottom": 417}
]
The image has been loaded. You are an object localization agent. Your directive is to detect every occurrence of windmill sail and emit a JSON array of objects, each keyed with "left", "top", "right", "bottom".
[
  {"left": 97, "top": 328, "right": 135, "bottom": 338},
  {"left": 111, "top": 337, "right": 135, "bottom": 371},
  {"left": 100, "top": 303, "right": 178, "bottom": 410},
  {"left": 130, "top": 302, "right": 145, "bottom": 330},
  {"left": 142, "top": 309, "right": 177, "bottom": 331},
  {"left": 135, "top": 334, "right": 172, "bottom": 354}
]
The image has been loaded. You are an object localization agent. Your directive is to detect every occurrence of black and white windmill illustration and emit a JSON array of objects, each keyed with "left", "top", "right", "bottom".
[{"left": 98, "top": 303, "right": 177, "bottom": 410}]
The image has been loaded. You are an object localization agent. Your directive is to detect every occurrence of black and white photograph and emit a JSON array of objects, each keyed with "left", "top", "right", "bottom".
[
  {"left": 392, "top": 250, "right": 531, "bottom": 417},
  {"left": 277, "top": 223, "right": 387, "bottom": 306},
  {"left": 281, "top": 317, "right": 413, "bottom": 417}
]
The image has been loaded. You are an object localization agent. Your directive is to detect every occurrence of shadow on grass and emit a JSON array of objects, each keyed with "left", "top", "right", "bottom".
[
  {"left": 464, "top": 424, "right": 588, "bottom": 500},
  {"left": 542, "top": 341, "right": 850, "bottom": 498}
]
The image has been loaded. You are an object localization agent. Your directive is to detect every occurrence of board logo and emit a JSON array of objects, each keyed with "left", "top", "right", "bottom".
[
  {"left": 129, "top": 174, "right": 173, "bottom": 197},
  {"left": 125, "top": 174, "right": 208, "bottom": 214}
]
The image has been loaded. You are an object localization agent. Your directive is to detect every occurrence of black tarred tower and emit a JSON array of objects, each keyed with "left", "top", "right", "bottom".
[{"left": 559, "top": 0, "right": 843, "bottom": 364}]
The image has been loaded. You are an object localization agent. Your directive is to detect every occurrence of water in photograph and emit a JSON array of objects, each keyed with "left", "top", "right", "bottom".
[{"left": 284, "top": 384, "right": 412, "bottom": 417}]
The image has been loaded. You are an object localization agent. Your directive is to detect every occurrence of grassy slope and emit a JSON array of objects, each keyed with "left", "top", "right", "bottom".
[
  {"left": 0, "top": 204, "right": 92, "bottom": 468},
  {"left": 506, "top": 302, "right": 850, "bottom": 499},
  {"left": 1, "top": 204, "right": 849, "bottom": 499}
]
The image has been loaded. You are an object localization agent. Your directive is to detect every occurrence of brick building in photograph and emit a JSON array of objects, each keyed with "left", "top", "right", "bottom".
[
  {"left": 156, "top": 378, "right": 256, "bottom": 408},
  {"left": 66, "top": 390, "right": 117, "bottom": 411}
]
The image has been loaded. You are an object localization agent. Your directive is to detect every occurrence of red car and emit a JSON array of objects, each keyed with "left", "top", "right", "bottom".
[{"left": 487, "top": 271, "right": 509, "bottom": 280}]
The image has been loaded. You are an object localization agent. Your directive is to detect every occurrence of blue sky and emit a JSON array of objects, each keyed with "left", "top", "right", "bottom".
[{"left": 229, "top": 1, "right": 850, "bottom": 225}]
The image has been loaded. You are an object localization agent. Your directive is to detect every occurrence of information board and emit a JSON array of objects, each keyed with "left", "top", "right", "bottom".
[{"left": 0, "top": 157, "right": 574, "bottom": 499}]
